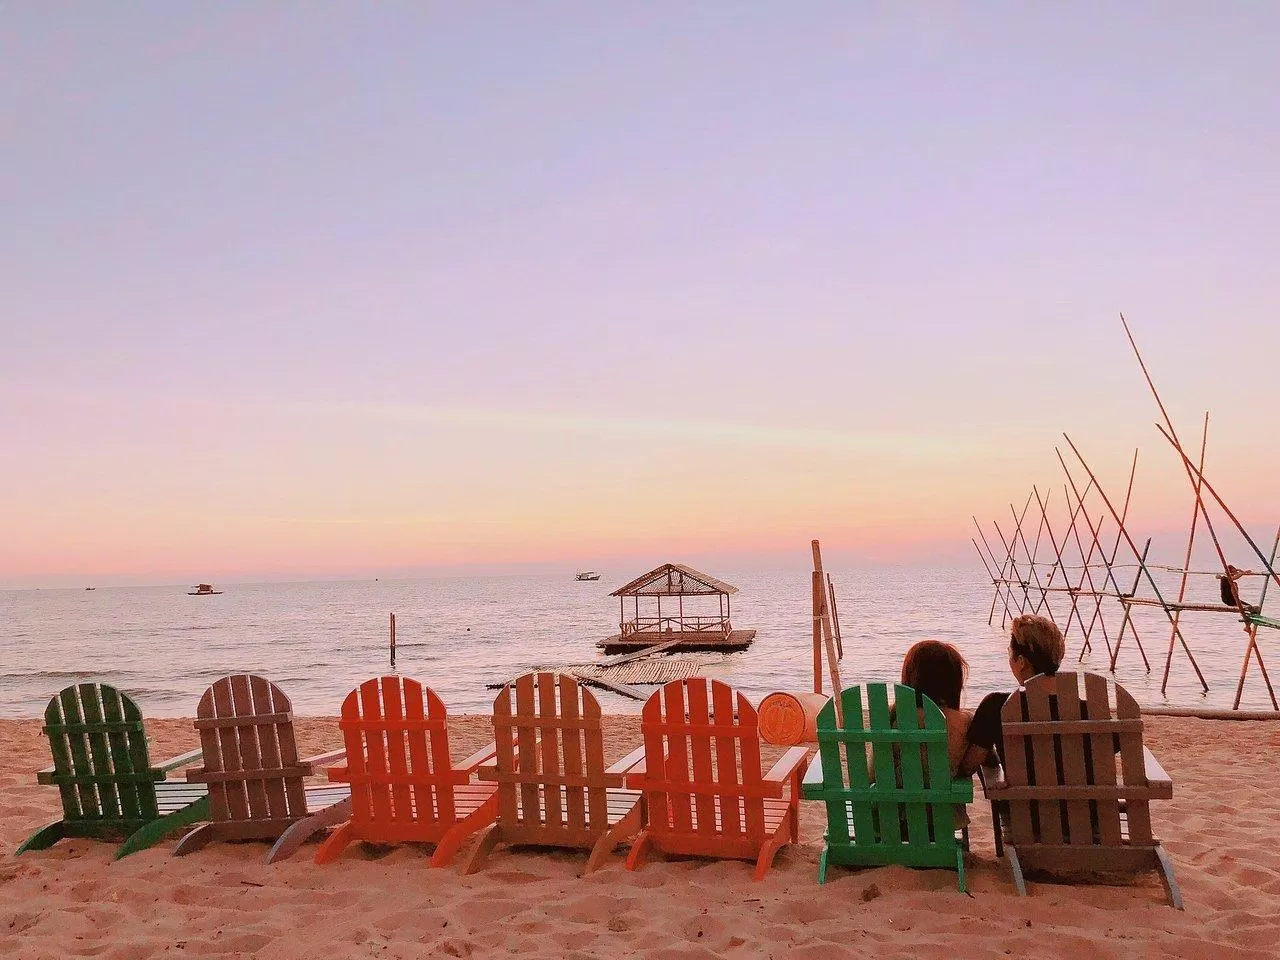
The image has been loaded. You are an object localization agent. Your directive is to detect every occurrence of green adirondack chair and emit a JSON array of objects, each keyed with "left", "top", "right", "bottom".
[
  {"left": 17, "top": 683, "right": 211, "bottom": 859},
  {"left": 801, "top": 683, "right": 973, "bottom": 891}
]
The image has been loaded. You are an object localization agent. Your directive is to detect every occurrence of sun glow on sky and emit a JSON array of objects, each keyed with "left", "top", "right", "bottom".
[{"left": 2, "top": 5, "right": 1277, "bottom": 586}]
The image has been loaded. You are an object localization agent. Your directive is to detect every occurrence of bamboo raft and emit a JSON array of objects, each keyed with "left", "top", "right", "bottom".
[{"left": 596, "top": 629, "right": 757, "bottom": 656}]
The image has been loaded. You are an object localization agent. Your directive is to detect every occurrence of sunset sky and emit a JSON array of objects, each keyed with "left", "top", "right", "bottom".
[{"left": 3, "top": 4, "right": 1277, "bottom": 587}]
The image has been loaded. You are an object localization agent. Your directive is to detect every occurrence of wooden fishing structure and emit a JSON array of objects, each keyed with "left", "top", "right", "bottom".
[
  {"left": 597, "top": 562, "right": 756, "bottom": 655},
  {"left": 972, "top": 315, "right": 1279, "bottom": 710}
]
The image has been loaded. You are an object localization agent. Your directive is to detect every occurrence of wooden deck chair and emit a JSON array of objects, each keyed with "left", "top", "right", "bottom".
[
  {"left": 462, "top": 672, "right": 646, "bottom": 875},
  {"left": 623, "top": 678, "right": 809, "bottom": 880},
  {"left": 800, "top": 683, "right": 973, "bottom": 891},
  {"left": 288, "top": 675, "right": 501, "bottom": 866},
  {"left": 982, "top": 672, "right": 1182, "bottom": 908},
  {"left": 17, "top": 683, "right": 210, "bottom": 859},
  {"left": 172, "top": 674, "right": 348, "bottom": 856}
]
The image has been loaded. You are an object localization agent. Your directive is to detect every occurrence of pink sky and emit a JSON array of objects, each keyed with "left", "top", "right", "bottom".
[{"left": 2, "top": 6, "right": 1277, "bottom": 587}]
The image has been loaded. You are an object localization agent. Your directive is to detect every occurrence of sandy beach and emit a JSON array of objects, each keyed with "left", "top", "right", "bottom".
[{"left": 2, "top": 714, "right": 1278, "bottom": 960}]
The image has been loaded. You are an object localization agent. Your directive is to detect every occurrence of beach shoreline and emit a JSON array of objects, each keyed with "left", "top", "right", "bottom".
[{"left": 2, "top": 715, "right": 1278, "bottom": 959}]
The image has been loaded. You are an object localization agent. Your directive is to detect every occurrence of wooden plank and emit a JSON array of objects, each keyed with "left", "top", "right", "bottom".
[
  {"left": 580, "top": 682, "right": 609, "bottom": 833},
  {"left": 1000, "top": 690, "right": 1036, "bottom": 846},
  {"left": 537, "top": 673, "right": 564, "bottom": 830},
  {"left": 598, "top": 637, "right": 686, "bottom": 667},
  {"left": 736, "top": 687, "right": 765, "bottom": 841},
  {"left": 423, "top": 684, "right": 455, "bottom": 824},
  {"left": 358, "top": 678, "right": 394, "bottom": 826},
  {"left": 514, "top": 675, "right": 541, "bottom": 829},
  {"left": 1052, "top": 673, "right": 1095, "bottom": 845},
  {"left": 711, "top": 679, "right": 742, "bottom": 839},
  {"left": 79, "top": 685, "right": 122, "bottom": 822},
  {"left": 1115, "top": 684, "right": 1154, "bottom": 843},
  {"left": 662, "top": 680, "right": 694, "bottom": 835},
  {"left": 341, "top": 684, "right": 374, "bottom": 832},
  {"left": 249, "top": 675, "right": 290, "bottom": 819},
  {"left": 571, "top": 673, "right": 646, "bottom": 701},
  {"left": 1084, "top": 673, "right": 1122, "bottom": 846},
  {"left": 268, "top": 679, "right": 307, "bottom": 817},
  {"left": 381, "top": 676, "right": 414, "bottom": 825},
  {"left": 1025, "top": 680, "right": 1065, "bottom": 845},
  {"left": 61, "top": 687, "right": 99, "bottom": 819},
  {"left": 894, "top": 687, "right": 930, "bottom": 848},
  {"left": 231, "top": 670, "right": 268, "bottom": 824},
  {"left": 686, "top": 679, "right": 717, "bottom": 835},
  {"left": 101, "top": 686, "right": 146, "bottom": 822},
  {"left": 559, "top": 674, "right": 587, "bottom": 832},
  {"left": 45, "top": 690, "right": 81, "bottom": 820}
]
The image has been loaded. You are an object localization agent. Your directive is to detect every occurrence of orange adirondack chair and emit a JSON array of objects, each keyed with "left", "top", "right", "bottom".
[
  {"left": 174, "top": 674, "right": 348, "bottom": 856},
  {"left": 296, "top": 675, "right": 502, "bottom": 866},
  {"left": 624, "top": 678, "right": 810, "bottom": 880},
  {"left": 462, "top": 672, "right": 645, "bottom": 875}
]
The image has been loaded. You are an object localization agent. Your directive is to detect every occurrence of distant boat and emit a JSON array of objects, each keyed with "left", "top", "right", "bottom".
[
  {"left": 188, "top": 583, "right": 223, "bottom": 596},
  {"left": 85, "top": 587, "right": 96, "bottom": 591},
  {"left": 575, "top": 571, "right": 602, "bottom": 581}
]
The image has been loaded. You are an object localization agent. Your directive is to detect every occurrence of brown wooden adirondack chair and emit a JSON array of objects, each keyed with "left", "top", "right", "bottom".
[
  {"left": 290, "top": 675, "right": 502, "bottom": 866},
  {"left": 462, "top": 672, "right": 646, "bottom": 875},
  {"left": 982, "top": 671, "right": 1182, "bottom": 908},
  {"left": 624, "top": 677, "right": 810, "bottom": 880},
  {"left": 173, "top": 674, "right": 349, "bottom": 856}
]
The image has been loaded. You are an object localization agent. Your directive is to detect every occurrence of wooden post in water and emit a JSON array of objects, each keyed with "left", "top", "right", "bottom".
[{"left": 389, "top": 613, "right": 397, "bottom": 668}]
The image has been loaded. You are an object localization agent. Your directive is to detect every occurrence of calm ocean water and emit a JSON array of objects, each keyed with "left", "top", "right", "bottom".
[{"left": 0, "top": 567, "right": 1271, "bottom": 718}]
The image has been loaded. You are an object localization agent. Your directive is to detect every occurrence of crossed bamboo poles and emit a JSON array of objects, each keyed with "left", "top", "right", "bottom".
[{"left": 972, "top": 316, "right": 1279, "bottom": 709}]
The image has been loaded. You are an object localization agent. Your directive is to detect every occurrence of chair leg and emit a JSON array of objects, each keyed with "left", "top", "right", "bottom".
[
  {"left": 816, "top": 845, "right": 830, "bottom": 885},
  {"left": 585, "top": 800, "right": 642, "bottom": 875},
  {"left": 172, "top": 823, "right": 214, "bottom": 857},
  {"left": 1007, "top": 845, "right": 1027, "bottom": 896},
  {"left": 314, "top": 821, "right": 355, "bottom": 865},
  {"left": 267, "top": 798, "right": 351, "bottom": 864},
  {"left": 955, "top": 845, "right": 967, "bottom": 894},
  {"left": 117, "top": 796, "right": 211, "bottom": 859},
  {"left": 459, "top": 825, "right": 502, "bottom": 876},
  {"left": 15, "top": 820, "right": 66, "bottom": 855},
  {"left": 752, "top": 819, "right": 792, "bottom": 881},
  {"left": 624, "top": 831, "right": 653, "bottom": 872},
  {"left": 990, "top": 800, "right": 1004, "bottom": 858},
  {"left": 1154, "top": 843, "right": 1184, "bottom": 910},
  {"left": 431, "top": 794, "right": 500, "bottom": 868}
]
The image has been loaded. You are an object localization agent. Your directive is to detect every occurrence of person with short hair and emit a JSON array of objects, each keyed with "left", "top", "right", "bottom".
[{"left": 963, "top": 614, "right": 1065, "bottom": 767}]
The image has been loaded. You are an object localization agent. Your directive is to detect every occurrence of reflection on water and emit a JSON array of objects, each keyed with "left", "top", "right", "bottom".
[{"left": 0, "top": 568, "right": 1270, "bottom": 717}]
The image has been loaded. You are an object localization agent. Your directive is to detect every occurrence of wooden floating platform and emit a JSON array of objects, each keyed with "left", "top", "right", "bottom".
[{"left": 596, "top": 629, "right": 757, "bottom": 656}]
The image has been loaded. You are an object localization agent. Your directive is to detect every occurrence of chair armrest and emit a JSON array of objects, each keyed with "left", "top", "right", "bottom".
[
  {"left": 302, "top": 748, "right": 346, "bottom": 768},
  {"left": 605, "top": 745, "right": 647, "bottom": 777},
  {"left": 156, "top": 748, "right": 205, "bottom": 774},
  {"left": 801, "top": 753, "right": 825, "bottom": 788},
  {"left": 622, "top": 757, "right": 648, "bottom": 790},
  {"left": 454, "top": 741, "right": 500, "bottom": 774},
  {"left": 763, "top": 747, "right": 811, "bottom": 784},
  {"left": 977, "top": 762, "right": 1006, "bottom": 798},
  {"left": 1143, "top": 746, "right": 1173, "bottom": 798}
]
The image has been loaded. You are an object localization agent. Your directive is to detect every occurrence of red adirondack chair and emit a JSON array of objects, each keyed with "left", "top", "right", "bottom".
[
  {"left": 174, "top": 674, "right": 348, "bottom": 856},
  {"left": 462, "top": 672, "right": 645, "bottom": 875},
  {"left": 624, "top": 678, "right": 810, "bottom": 880},
  {"left": 296, "top": 675, "right": 501, "bottom": 866}
]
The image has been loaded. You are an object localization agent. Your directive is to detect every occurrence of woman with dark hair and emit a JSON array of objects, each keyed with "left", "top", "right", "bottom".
[{"left": 898, "top": 639, "right": 984, "bottom": 778}]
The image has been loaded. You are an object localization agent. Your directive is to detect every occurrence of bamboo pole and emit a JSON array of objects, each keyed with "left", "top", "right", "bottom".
[
  {"left": 390, "top": 613, "right": 397, "bottom": 669},
  {"left": 827, "top": 573, "right": 844, "bottom": 660},
  {"left": 1031, "top": 486, "right": 1079, "bottom": 637},
  {"left": 811, "top": 540, "right": 843, "bottom": 723},
  {"left": 973, "top": 518, "right": 1018, "bottom": 626},
  {"left": 1234, "top": 527, "right": 1280, "bottom": 710},
  {"left": 1162, "top": 413, "right": 1211, "bottom": 696},
  {"left": 1012, "top": 491, "right": 1056, "bottom": 622},
  {"left": 1063, "top": 434, "right": 1207, "bottom": 691}
]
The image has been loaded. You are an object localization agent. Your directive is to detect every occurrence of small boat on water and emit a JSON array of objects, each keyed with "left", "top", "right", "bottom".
[
  {"left": 85, "top": 587, "right": 96, "bottom": 591},
  {"left": 575, "top": 570, "right": 602, "bottom": 581},
  {"left": 188, "top": 583, "right": 223, "bottom": 596}
]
